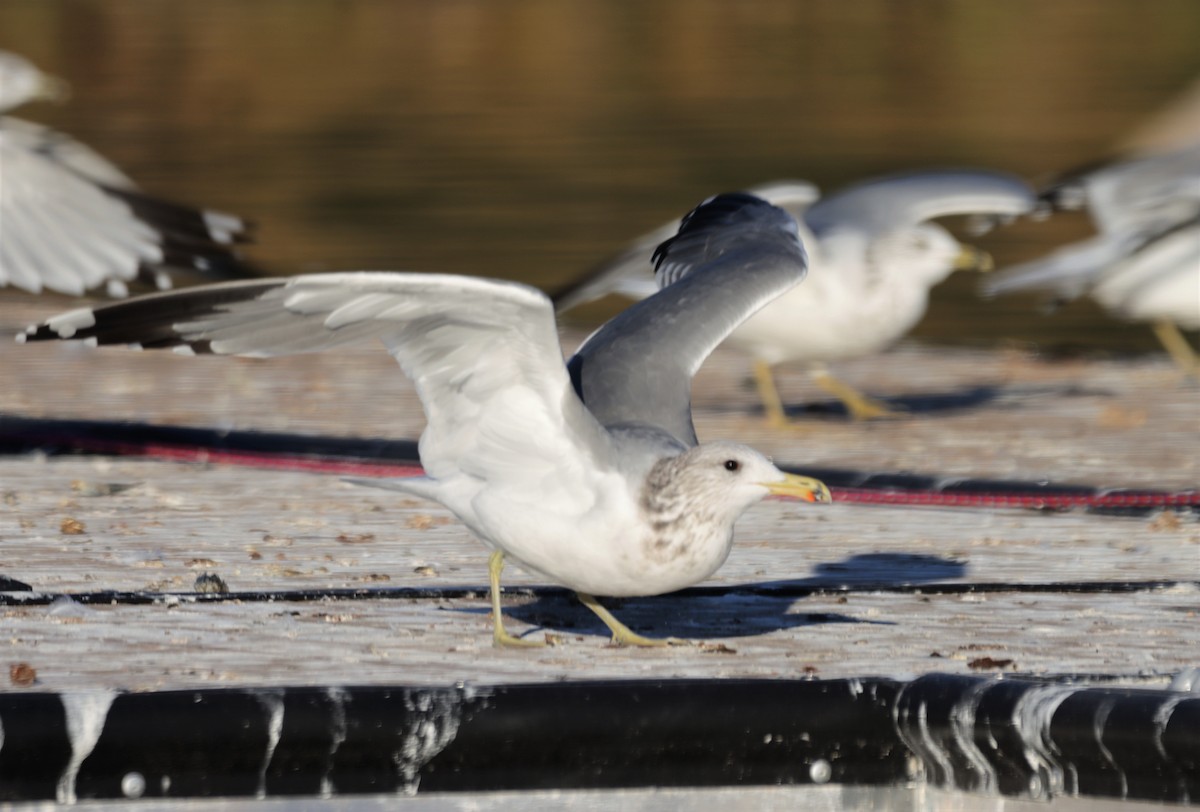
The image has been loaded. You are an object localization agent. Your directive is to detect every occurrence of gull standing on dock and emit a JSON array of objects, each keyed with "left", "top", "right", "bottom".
[
  {"left": 553, "top": 171, "right": 1036, "bottom": 425},
  {"left": 0, "top": 50, "right": 253, "bottom": 297},
  {"left": 20, "top": 193, "right": 830, "bottom": 648}
]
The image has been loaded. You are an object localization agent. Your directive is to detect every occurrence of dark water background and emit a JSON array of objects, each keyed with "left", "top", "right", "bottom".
[{"left": 3, "top": 0, "right": 1198, "bottom": 352}]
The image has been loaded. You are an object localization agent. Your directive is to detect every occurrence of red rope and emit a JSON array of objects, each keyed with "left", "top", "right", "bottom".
[
  {"left": 829, "top": 486, "right": 1200, "bottom": 510},
  {"left": 81, "top": 441, "right": 425, "bottom": 479},
  {"left": 52, "top": 439, "right": 1200, "bottom": 511}
]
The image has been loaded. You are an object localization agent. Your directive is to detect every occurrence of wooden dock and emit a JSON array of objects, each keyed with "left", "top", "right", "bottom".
[
  {"left": 3, "top": 296, "right": 1196, "bottom": 691},
  {"left": 0, "top": 296, "right": 1197, "bottom": 808}
]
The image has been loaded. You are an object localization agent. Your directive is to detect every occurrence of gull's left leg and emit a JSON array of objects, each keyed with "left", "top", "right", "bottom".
[
  {"left": 810, "top": 364, "right": 904, "bottom": 421},
  {"left": 575, "top": 592, "right": 687, "bottom": 647},
  {"left": 489, "top": 551, "right": 545, "bottom": 648},
  {"left": 1152, "top": 320, "right": 1199, "bottom": 379}
]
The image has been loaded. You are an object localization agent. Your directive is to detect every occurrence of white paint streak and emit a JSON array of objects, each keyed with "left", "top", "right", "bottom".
[
  {"left": 947, "top": 677, "right": 999, "bottom": 794},
  {"left": 912, "top": 699, "right": 955, "bottom": 787},
  {"left": 1151, "top": 694, "right": 1188, "bottom": 761},
  {"left": 56, "top": 690, "right": 118, "bottom": 804},
  {"left": 1092, "top": 698, "right": 1127, "bottom": 799},
  {"left": 252, "top": 689, "right": 285, "bottom": 800},
  {"left": 321, "top": 687, "right": 349, "bottom": 799},
  {"left": 1011, "top": 684, "right": 1079, "bottom": 799},
  {"left": 1169, "top": 667, "right": 1200, "bottom": 693},
  {"left": 394, "top": 689, "right": 467, "bottom": 796}
]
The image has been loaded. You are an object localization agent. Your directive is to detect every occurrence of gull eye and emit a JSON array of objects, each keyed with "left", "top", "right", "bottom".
[{"left": 724, "top": 459, "right": 741, "bottom": 472}]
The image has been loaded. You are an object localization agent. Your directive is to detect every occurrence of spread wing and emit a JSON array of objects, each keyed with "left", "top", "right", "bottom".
[
  {"left": 550, "top": 180, "right": 819, "bottom": 312},
  {"left": 803, "top": 169, "right": 1036, "bottom": 237},
  {"left": 0, "top": 117, "right": 252, "bottom": 296},
  {"left": 567, "top": 193, "right": 808, "bottom": 446},
  {"left": 20, "top": 273, "right": 617, "bottom": 488}
]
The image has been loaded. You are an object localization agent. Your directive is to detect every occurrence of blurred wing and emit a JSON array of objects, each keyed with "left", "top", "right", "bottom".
[
  {"left": 805, "top": 169, "right": 1036, "bottom": 237},
  {"left": 986, "top": 214, "right": 1200, "bottom": 309},
  {"left": 20, "top": 273, "right": 616, "bottom": 485},
  {"left": 1, "top": 117, "right": 134, "bottom": 188},
  {"left": 0, "top": 117, "right": 253, "bottom": 296},
  {"left": 1069, "top": 146, "right": 1200, "bottom": 236},
  {"left": 982, "top": 234, "right": 1131, "bottom": 300},
  {"left": 550, "top": 179, "right": 818, "bottom": 313},
  {"left": 568, "top": 193, "right": 807, "bottom": 446},
  {"left": 549, "top": 218, "right": 680, "bottom": 312},
  {"left": 747, "top": 179, "right": 822, "bottom": 216}
]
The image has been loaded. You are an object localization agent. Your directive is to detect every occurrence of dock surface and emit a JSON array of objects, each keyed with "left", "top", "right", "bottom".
[{"left": 2, "top": 297, "right": 1196, "bottom": 692}]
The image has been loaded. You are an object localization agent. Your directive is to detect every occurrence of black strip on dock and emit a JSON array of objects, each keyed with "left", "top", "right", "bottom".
[{"left": 0, "top": 675, "right": 1195, "bottom": 804}]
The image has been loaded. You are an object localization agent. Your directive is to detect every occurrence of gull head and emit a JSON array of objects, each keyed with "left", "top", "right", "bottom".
[
  {"left": 874, "top": 223, "right": 991, "bottom": 288},
  {"left": 641, "top": 441, "right": 830, "bottom": 531},
  {"left": 627, "top": 440, "right": 829, "bottom": 595},
  {"left": 0, "top": 51, "right": 69, "bottom": 113}
]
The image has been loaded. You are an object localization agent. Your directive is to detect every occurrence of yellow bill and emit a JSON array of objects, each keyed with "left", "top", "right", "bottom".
[{"left": 763, "top": 473, "right": 832, "bottom": 503}]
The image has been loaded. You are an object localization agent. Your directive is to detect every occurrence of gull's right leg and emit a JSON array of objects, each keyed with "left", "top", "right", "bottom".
[{"left": 489, "top": 550, "right": 545, "bottom": 648}]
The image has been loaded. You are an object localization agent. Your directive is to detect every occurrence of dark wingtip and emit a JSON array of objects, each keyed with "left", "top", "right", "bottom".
[
  {"left": 16, "top": 279, "right": 285, "bottom": 350},
  {"left": 98, "top": 185, "right": 260, "bottom": 287},
  {"left": 651, "top": 192, "right": 773, "bottom": 271}
]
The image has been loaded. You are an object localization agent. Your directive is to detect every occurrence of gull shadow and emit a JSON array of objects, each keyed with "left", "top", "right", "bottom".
[
  {"left": 789, "top": 552, "right": 969, "bottom": 586},
  {"left": 500, "top": 593, "right": 873, "bottom": 641},
  {"left": 489, "top": 552, "right": 964, "bottom": 641}
]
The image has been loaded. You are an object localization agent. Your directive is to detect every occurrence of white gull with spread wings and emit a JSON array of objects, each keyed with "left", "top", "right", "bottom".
[{"left": 21, "top": 193, "right": 830, "bottom": 647}]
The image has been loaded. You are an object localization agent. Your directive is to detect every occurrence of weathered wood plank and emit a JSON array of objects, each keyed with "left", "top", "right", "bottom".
[{"left": 1, "top": 296, "right": 1197, "bottom": 692}]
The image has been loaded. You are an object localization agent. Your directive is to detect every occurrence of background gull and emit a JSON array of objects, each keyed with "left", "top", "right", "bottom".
[
  {"left": 0, "top": 49, "right": 254, "bottom": 298},
  {"left": 553, "top": 171, "right": 1035, "bottom": 425},
  {"left": 19, "top": 193, "right": 830, "bottom": 648},
  {"left": 983, "top": 144, "right": 1200, "bottom": 377}
]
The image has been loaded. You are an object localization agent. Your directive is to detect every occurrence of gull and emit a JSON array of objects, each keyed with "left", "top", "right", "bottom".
[
  {"left": 0, "top": 49, "right": 253, "bottom": 298},
  {"left": 983, "top": 144, "right": 1200, "bottom": 377},
  {"left": 553, "top": 171, "right": 1036, "bottom": 425},
  {"left": 20, "top": 193, "right": 831, "bottom": 648}
]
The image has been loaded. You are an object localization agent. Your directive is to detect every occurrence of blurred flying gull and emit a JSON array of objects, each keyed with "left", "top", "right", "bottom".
[
  {"left": 984, "top": 144, "right": 1200, "bottom": 376},
  {"left": 554, "top": 171, "right": 1036, "bottom": 425},
  {"left": 0, "top": 49, "right": 254, "bottom": 298},
  {"left": 19, "top": 193, "right": 830, "bottom": 648}
]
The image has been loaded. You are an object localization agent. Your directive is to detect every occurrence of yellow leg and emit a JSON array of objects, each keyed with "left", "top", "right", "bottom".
[
  {"left": 489, "top": 551, "right": 545, "bottom": 648},
  {"left": 752, "top": 359, "right": 791, "bottom": 428},
  {"left": 576, "top": 592, "right": 687, "bottom": 647},
  {"left": 810, "top": 366, "right": 904, "bottom": 421},
  {"left": 1152, "top": 321, "right": 1199, "bottom": 379}
]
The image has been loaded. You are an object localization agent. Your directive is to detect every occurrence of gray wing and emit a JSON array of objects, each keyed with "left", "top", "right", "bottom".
[
  {"left": 803, "top": 169, "right": 1036, "bottom": 237},
  {"left": 567, "top": 193, "right": 807, "bottom": 446},
  {"left": 0, "top": 117, "right": 252, "bottom": 297},
  {"left": 550, "top": 180, "right": 819, "bottom": 312},
  {"left": 20, "top": 273, "right": 618, "bottom": 489}
]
